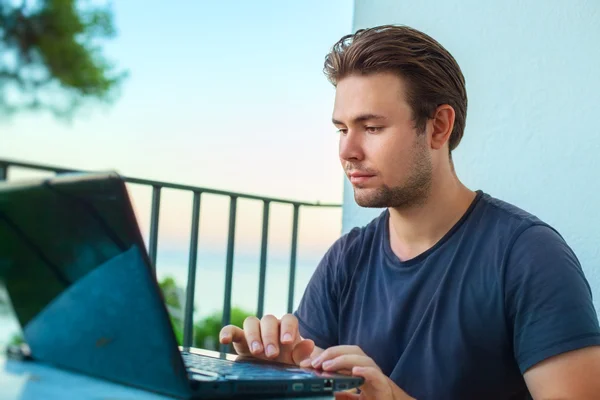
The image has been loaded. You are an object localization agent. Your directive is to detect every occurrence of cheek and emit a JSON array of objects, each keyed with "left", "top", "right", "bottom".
[{"left": 373, "top": 138, "right": 413, "bottom": 182}]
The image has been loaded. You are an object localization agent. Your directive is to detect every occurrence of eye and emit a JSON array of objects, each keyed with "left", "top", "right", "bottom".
[
  {"left": 366, "top": 126, "right": 382, "bottom": 134},
  {"left": 337, "top": 128, "right": 348, "bottom": 135}
]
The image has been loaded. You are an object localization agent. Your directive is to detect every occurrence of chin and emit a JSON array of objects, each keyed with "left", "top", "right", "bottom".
[{"left": 353, "top": 188, "right": 387, "bottom": 208}]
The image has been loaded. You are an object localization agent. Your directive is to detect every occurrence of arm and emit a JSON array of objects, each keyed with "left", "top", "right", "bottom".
[
  {"left": 524, "top": 346, "right": 600, "bottom": 399},
  {"left": 294, "top": 233, "right": 350, "bottom": 349},
  {"left": 504, "top": 224, "right": 600, "bottom": 399}
]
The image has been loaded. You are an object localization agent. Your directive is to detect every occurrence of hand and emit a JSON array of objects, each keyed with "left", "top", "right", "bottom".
[
  {"left": 219, "top": 313, "right": 319, "bottom": 366},
  {"left": 335, "top": 366, "right": 415, "bottom": 400},
  {"left": 301, "top": 345, "right": 415, "bottom": 400},
  {"left": 299, "top": 345, "right": 375, "bottom": 375}
]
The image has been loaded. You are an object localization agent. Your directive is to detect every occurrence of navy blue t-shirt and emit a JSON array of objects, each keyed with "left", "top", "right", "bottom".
[{"left": 294, "top": 191, "right": 600, "bottom": 400}]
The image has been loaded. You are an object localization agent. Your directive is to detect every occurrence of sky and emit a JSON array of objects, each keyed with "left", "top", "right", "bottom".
[{"left": 0, "top": 0, "right": 355, "bottom": 260}]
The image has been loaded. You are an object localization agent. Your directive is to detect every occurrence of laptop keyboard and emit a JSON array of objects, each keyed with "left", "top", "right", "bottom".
[{"left": 181, "top": 352, "right": 312, "bottom": 379}]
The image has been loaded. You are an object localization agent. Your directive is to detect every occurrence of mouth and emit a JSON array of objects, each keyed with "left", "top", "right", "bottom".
[{"left": 348, "top": 172, "right": 376, "bottom": 185}]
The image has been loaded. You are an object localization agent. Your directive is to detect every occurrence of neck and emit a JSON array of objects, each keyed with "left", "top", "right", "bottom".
[{"left": 388, "top": 170, "right": 476, "bottom": 262}]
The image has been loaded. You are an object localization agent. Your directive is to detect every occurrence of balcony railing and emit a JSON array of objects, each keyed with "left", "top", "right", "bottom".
[{"left": 0, "top": 158, "right": 341, "bottom": 352}]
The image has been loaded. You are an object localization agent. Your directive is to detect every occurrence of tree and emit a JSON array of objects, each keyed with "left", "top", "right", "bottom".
[
  {"left": 0, "top": 0, "right": 127, "bottom": 119},
  {"left": 158, "top": 275, "right": 253, "bottom": 353},
  {"left": 194, "top": 307, "right": 253, "bottom": 353},
  {"left": 159, "top": 276, "right": 185, "bottom": 345}
]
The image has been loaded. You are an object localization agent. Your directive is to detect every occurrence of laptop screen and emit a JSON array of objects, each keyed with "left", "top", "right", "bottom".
[
  {"left": 0, "top": 173, "right": 192, "bottom": 398},
  {"left": 0, "top": 173, "right": 142, "bottom": 328}
]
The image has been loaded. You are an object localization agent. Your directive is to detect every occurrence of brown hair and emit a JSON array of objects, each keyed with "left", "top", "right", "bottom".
[{"left": 324, "top": 25, "right": 468, "bottom": 152}]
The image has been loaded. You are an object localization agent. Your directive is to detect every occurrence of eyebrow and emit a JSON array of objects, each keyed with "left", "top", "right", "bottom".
[{"left": 332, "top": 114, "right": 387, "bottom": 125}]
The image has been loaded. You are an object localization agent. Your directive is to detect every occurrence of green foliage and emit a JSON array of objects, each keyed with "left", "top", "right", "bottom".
[
  {"left": 159, "top": 276, "right": 182, "bottom": 309},
  {"left": 194, "top": 307, "right": 253, "bottom": 353},
  {"left": 157, "top": 276, "right": 253, "bottom": 353},
  {"left": 0, "top": 0, "right": 127, "bottom": 119},
  {"left": 158, "top": 276, "right": 185, "bottom": 345},
  {"left": 9, "top": 332, "right": 24, "bottom": 346},
  {"left": 170, "top": 315, "right": 184, "bottom": 345}
]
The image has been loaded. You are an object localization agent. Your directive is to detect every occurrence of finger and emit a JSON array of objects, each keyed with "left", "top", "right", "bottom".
[
  {"left": 219, "top": 325, "right": 250, "bottom": 355},
  {"left": 260, "top": 314, "right": 280, "bottom": 359},
  {"left": 311, "top": 345, "right": 365, "bottom": 368},
  {"left": 334, "top": 393, "right": 360, "bottom": 400},
  {"left": 352, "top": 366, "right": 392, "bottom": 398},
  {"left": 277, "top": 314, "right": 299, "bottom": 363},
  {"left": 336, "top": 369, "right": 354, "bottom": 376},
  {"left": 242, "top": 316, "right": 264, "bottom": 356},
  {"left": 321, "top": 354, "right": 379, "bottom": 372},
  {"left": 292, "top": 338, "right": 315, "bottom": 365},
  {"left": 299, "top": 346, "right": 324, "bottom": 368},
  {"left": 279, "top": 313, "right": 299, "bottom": 344},
  {"left": 219, "top": 325, "right": 243, "bottom": 344}
]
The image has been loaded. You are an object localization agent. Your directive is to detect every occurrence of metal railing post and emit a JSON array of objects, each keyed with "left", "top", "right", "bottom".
[
  {"left": 220, "top": 196, "right": 238, "bottom": 353},
  {"left": 0, "top": 163, "right": 7, "bottom": 181},
  {"left": 287, "top": 204, "right": 300, "bottom": 314},
  {"left": 183, "top": 191, "right": 202, "bottom": 348},
  {"left": 256, "top": 201, "right": 270, "bottom": 319},
  {"left": 148, "top": 186, "right": 162, "bottom": 275}
]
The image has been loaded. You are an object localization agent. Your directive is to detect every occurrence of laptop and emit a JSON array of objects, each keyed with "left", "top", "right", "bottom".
[{"left": 0, "top": 172, "right": 363, "bottom": 398}]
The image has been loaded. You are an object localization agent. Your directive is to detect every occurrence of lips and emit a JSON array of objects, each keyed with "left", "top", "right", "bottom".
[{"left": 348, "top": 171, "right": 376, "bottom": 185}]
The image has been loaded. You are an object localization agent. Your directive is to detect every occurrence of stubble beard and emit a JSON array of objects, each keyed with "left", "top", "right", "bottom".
[{"left": 353, "top": 137, "right": 433, "bottom": 209}]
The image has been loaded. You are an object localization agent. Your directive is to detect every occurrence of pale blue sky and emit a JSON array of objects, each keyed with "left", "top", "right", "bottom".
[{"left": 1, "top": 0, "right": 355, "bottom": 257}]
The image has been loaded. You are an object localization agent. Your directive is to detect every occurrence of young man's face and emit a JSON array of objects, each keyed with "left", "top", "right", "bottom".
[{"left": 332, "top": 72, "right": 433, "bottom": 209}]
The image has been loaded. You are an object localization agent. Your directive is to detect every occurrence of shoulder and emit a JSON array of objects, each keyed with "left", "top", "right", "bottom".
[
  {"left": 476, "top": 192, "right": 545, "bottom": 228},
  {"left": 464, "top": 192, "right": 583, "bottom": 285},
  {"left": 504, "top": 222, "right": 585, "bottom": 289},
  {"left": 321, "top": 210, "right": 388, "bottom": 280},
  {"left": 478, "top": 194, "right": 590, "bottom": 300},
  {"left": 472, "top": 192, "right": 563, "bottom": 250},
  {"left": 327, "top": 209, "right": 387, "bottom": 261},
  {"left": 477, "top": 193, "right": 573, "bottom": 259}
]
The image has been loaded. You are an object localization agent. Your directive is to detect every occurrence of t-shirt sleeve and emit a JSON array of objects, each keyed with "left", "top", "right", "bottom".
[
  {"left": 504, "top": 224, "right": 600, "bottom": 373},
  {"left": 293, "top": 236, "right": 346, "bottom": 350}
]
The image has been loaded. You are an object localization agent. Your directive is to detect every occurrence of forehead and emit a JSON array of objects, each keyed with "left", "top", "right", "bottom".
[{"left": 332, "top": 72, "right": 411, "bottom": 122}]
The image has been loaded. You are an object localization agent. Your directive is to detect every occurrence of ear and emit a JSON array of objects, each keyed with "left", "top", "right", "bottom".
[{"left": 429, "top": 105, "right": 455, "bottom": 151}]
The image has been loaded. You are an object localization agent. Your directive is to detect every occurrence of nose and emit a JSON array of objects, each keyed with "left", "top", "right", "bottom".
[{"left": 339, "top": 130, "right": 364, "bottom": 162}]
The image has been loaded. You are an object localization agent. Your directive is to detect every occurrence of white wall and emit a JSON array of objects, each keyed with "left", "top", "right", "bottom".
[{"left": 343, "top": 0, "right": 600, "bottom": 309}]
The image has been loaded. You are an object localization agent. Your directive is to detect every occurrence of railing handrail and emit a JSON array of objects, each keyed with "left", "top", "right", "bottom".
[{"left": 0, "top": 158, "right": 341, "bottom": 208}]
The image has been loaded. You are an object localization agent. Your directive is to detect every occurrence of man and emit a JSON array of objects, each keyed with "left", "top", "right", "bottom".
[{"left": 219, "top": 25, "right": 600, "bottom": 399}]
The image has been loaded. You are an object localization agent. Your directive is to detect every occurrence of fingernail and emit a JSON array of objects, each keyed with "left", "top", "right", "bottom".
[
  {"left": 322, "top": 360, "right": 332, "bottom": 369},
  {"left": 220, "top": 332, "right": 230, "bottom": 340},
  {"left": 266, "top": 344, "right": 276, "bottom": 357},
  {"left": 311, "top": 356, "right": 322, "bottom": 368},
  {"left": 282, "top": 333, "right": 292, "bottom": 342},
  {"left": 299, "top": 359, "right": 312, "bottom": 368},
  {"left": 251, "top": 341, "right": 261, "bottom": 353}
]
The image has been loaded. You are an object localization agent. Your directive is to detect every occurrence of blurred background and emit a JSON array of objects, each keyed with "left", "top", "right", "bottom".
[
  {"left": 0, "top": 0, "right": 352, "bottom": 350},
  {"left": 1, "top": 0, "right": 599, "bottom": 354}
]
